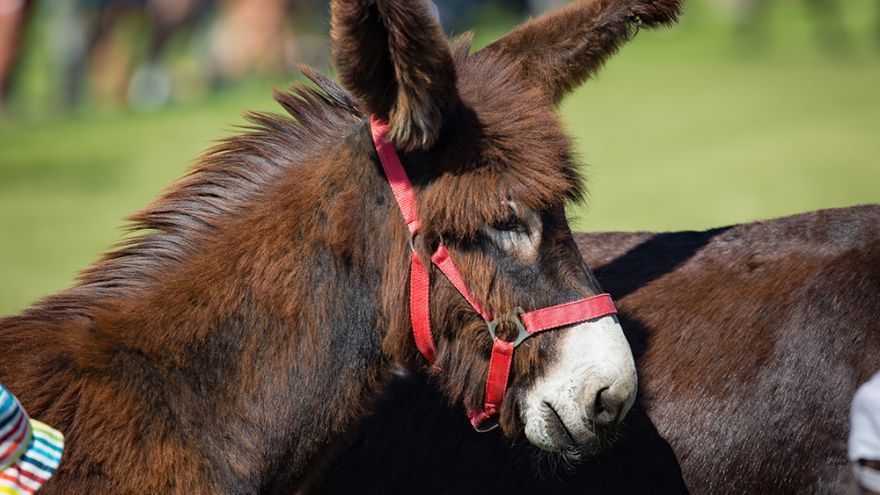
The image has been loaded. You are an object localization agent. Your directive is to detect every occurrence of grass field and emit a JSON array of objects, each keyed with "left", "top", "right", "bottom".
[{"left": 1, "top": 0, "right": 879, "bottom": 315}]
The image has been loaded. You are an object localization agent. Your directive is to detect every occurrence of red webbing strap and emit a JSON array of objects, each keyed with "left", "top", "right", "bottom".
[
  {"left": 431, "top": 244, "right": 493, "bottom": 321},
  {"left": 468, "top": 293, "right": 617, "bottom": 430},
  {"left": 371, "top": 116, "right": 436, "bottom": 363},
  {"left": 467, "top": 339, "right": 514, "bottom": 429},
  {"left": 370, "top": 116, "right": 421, "bottom": 235},
  {"left": 409, "top": 252, "right": 436, "bottom": 363},
  {"left": 371, "top": 115, "right": 620, "bottom": 431},
  {"left": 521, "top": 293, "right": 617, "bottom": 334}
]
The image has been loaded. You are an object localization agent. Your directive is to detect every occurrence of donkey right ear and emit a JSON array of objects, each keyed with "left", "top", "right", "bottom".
[
  {"left": 331, "top": 0, "right": 456, "bottom": 151},
  {"left": 478, "top": 0, "right": 682, "bottom": 105}
]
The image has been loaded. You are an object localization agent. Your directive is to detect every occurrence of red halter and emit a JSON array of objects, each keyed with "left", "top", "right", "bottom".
[{"left": 370, "top": 116, "right": 618, "bottom": 431}]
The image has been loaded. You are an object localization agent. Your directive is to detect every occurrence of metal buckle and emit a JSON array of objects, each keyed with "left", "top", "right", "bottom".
[{"left": 486, "top": 307, "right": 529, "bottom": 347}]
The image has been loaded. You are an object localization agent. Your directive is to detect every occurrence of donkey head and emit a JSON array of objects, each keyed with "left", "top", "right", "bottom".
[{"left": 331, "top": 0, "right": 680, "bottom": 455}]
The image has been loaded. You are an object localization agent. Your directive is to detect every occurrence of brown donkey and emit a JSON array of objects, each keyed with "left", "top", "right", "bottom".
[
  {"left": 0, "top": 0, "right": 682, "bottom": 492},
  {"left": 314, "top": 205, "right": 880, "bottom": 494}
]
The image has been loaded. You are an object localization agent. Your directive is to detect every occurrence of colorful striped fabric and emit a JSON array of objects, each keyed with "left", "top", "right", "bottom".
[{"left": 0, "top": 385, "right": 64, "bottom": 495}]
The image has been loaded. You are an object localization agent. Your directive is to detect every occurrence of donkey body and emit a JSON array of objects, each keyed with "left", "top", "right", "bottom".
[
  {"left": 0, "top": 0, "right": 683, "bottom": 492},
  {"left": 313, "top": 205, "right": 880, "bottom": 494}
]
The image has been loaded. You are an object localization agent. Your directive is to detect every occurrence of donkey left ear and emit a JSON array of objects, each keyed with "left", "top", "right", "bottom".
[
  {"left": 478, "top": 0, "right": 683, "bottom": 105},
  {"left": 331, "top": 0, "right": 456, "bottom": 151}
]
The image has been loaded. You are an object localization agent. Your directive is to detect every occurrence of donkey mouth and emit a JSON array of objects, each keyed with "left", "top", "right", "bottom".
[
  {"left": 544, "top": 401, "right": 579, "bottom": 448},
  {"left": 520, "top": 315, "right": 636, "bottom": 454},
  {"left": 524, "top": 393, "right": 623, "bottom": 455}
]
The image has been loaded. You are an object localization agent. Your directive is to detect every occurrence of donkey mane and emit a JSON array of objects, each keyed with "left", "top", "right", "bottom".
[
  {"left": 19, "top": 29, "right": 584, "bottom": 321},
  {"left": 12, "top": 0, "right": 678, "bottom": 322},
  {"left": 27, "top": 34, "right": 492, "bottom": 318},
  {"left": 19, "top": 69, "right": 360, "bottom": 320}
]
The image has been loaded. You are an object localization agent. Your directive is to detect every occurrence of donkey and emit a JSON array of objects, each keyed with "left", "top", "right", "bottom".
[
  {"left": 311, "top": 205, "right": 880, "bottom": 494},
  {"left": 0, "top": 0, "right": 683, "bottom": 492}
]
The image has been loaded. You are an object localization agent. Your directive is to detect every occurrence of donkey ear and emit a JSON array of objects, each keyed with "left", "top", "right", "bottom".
[
  {"left": 331, "top": 0, "right": 456, "bottom": 151},
  {"left": 479, "top": 0, "right": 682, "bottom": 105}
]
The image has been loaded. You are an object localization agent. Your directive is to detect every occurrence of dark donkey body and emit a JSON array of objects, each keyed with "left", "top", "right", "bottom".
[
  {"left": 314, "top": 205, "right": 880, "bottom": 494},
  {"left": 0, "top": 0, "right": 684, "bottom": 492}
]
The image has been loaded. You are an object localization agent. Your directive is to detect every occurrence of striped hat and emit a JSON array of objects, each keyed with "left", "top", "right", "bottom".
[{"left": 0, "top": 385, "right": 64, "bottom": 495}]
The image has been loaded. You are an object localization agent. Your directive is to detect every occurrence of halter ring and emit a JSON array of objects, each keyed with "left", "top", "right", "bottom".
[
  {"left": 472, "top": 415, "right": 501, "bottom": 433},
  {"left": 486, "top": 307, "right": 529, "bottom": 347}
]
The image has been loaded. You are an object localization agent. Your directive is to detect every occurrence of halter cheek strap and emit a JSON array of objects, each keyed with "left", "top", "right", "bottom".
[{"left": 370, "top": 116, "right": 618, "bottom": 431}]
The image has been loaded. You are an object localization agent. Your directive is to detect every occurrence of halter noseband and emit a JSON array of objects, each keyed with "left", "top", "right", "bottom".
[{"left": 370, "top": 116, "right": 618, "bottom": 432}]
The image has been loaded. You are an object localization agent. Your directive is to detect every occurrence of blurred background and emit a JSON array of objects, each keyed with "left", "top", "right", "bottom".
[{"left": 0, "top": 0, "right": 878, "bottom": 315}]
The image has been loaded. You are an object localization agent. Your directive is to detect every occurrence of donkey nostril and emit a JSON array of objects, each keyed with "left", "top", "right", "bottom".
[
  {"left": 593, "top": 386, "right": 610, "bottom": 416},
  {"left": 591, "top": 386, "right": 625, "bottom": 428}
]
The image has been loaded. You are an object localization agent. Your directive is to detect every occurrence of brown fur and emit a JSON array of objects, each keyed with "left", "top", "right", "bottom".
[
  {"left": 331, "top": 0, "right": 456, "bottom": 150},
  {"left": 0, "top": 0, "right": 683, "bottom": 492},
  {"left": 483, "top": 0, "right": 682, "bottom": 104},
  {"left": 312, "top": 205, "right": 880, "bottom": 494}
]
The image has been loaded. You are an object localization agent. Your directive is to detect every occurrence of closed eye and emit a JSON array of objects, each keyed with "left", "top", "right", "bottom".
[
  {"left": 483, "top": 205, "right": 542, "bottom": 260},
  {"left": 491, "top": 218, "right": 529, "bottom": 235}
]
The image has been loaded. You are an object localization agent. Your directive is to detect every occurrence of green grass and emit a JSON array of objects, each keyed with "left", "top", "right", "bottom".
[
  {"left": 562, "top": 2, "right": 880, "bottom": 232},
  {"left": 1, "top": 0, "right": 879, "bottom": 315}
]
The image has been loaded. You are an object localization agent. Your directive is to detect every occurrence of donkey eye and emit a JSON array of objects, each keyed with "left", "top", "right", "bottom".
[{"left": 491, "top": 218, "right": 528, "bottom": 234}]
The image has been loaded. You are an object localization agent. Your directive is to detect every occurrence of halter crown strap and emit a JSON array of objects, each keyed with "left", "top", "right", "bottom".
[
  {"left": 370, "top": 116, "right": 618, "bottom": 431},
  {"left": 370, "top": 117, "right": 421, "bottom": 235}
]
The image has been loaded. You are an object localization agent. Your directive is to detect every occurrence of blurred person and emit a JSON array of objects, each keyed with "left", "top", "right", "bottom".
[
  {"left": 0, "top": 0, "right": 34, "bottom": 113},
  {"left": 208, "top": 0, "right": 294, "bottom": 86},
  {"left": 46, "top": 0, "right": 90, "bottom": 109},
  {"left": 0, "top": 383, "right": 64, "bottom": 494},
  {"left": 851, "top": 372, "right": 880, "bottom": 495},
  {"left": 47, "top": 0, "right": 212, "bottom": 110},
  {"left": 431, "top": 0, "right": 530, "bottom": 32},
  {"left": 431, "top": 0, "right": 477, "bottom": 30},
  {"left": 205, "top": 0, "right": 331, "bottom": 85},
  {"left": 527, "top": 0, "right": 568, "bottom": 14},
  {"left": 128, "top": 0, "right": 213, "bottom": 107}
]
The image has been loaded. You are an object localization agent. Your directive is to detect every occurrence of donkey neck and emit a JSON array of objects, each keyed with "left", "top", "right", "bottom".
[
  {"left": 112, "top": 122, "right": 412, "bottom": 485},
  {"left": 0, "top": 119, "right": 415, "bottom": 492}
]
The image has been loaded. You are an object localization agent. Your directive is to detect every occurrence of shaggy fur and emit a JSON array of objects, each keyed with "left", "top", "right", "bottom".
[
  {"left": 0, "top": 0, "right": 683, "bottom": 492},
  {"left": 331, "top": 0, "right": 456, "bottom": 150},
  {"left": 483, "top": 0, "right": 682, "bottom": 104},
  {"left": 311, "top": 205, "right": 880, "bottom": 494}
]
